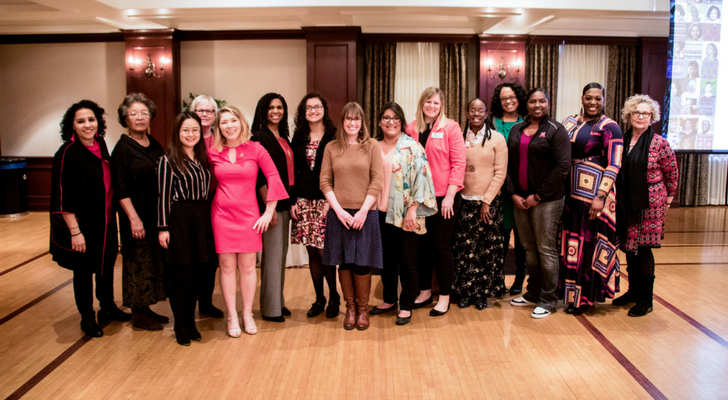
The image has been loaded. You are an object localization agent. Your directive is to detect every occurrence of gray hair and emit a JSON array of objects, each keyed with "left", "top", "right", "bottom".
[
  {"left": 190, "top": 95, "right": 218, "bottom": 115},
  {"left": 621, "top": 94, "right": 661, "bottom": 125},
  {"left": 117, "top": 92, "right": 157, "bottom": 128}
]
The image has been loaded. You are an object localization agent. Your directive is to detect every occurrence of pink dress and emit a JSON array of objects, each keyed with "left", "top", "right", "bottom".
[{"left": 209, "top": 141, "right": 288, "bottom": 253}]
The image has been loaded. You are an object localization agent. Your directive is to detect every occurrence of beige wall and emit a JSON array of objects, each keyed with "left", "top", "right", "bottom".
[
  {"left": 180, "top": 39, "right": 307, "bottom": 131},
  {"left": 0, "top": 42, "right": 126, "bottom": 157}
]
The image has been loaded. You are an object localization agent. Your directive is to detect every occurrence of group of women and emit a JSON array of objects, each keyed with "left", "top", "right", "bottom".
[{"left": 50, "top": 82, "right": 677, "bottom": 345}]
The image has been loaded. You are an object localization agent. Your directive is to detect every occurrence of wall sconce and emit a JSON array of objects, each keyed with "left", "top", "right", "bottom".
[
  {"left": 128, "top": 54, "right": 167, "bottom": 78},
  {"left": 486, "top": 57, "right": 521, "bottom": 80}
]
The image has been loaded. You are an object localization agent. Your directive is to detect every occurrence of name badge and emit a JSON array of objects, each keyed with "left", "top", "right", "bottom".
[{"left": 431, "top": 131, "right": 444, "bottom": 139}]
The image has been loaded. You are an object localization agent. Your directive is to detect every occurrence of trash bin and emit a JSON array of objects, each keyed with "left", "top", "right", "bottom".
[{"left": 0, "top": 157, "right": 29, "bottom": 217}]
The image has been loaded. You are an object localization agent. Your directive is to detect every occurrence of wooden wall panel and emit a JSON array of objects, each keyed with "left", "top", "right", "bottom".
[
  {"left": 25, "top": 157, "right": 52, "bottom": 211},
  {"left": 479, "top": 38, "right": 526, "bottom": 104},
  {"left": 304, "top": 27, "right": 360, "bottom": 120},
  {"left": 639, "top": 37, "right": 669, "bottom": 110}
]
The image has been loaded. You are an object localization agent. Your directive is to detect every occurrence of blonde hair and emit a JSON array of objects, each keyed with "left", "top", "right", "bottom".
[
  {"left": 334, "top": 102, "right": 371, "bottom": 154},
  {"left": 213, "top": 105, "right": 251, "bottom": 151},
  {"left": 621, "top": 94, "right": 661, "bottom": 126},
  {"left": 415, "top": 87, "right": 450, "bottom": 133}
]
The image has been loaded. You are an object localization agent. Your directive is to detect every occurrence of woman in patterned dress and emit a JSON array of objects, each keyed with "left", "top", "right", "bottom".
[
  {"left": 614, "top": 95, "right": 678, "bottom": 317},
  {"left": 290, "top": 93, "right": 340, "bottom": 318},
  {"left": 559, "top": 83, "right": 624, "bottom": 315},
  {"left": 452, "top": 98, "right": 508, "bottom": 310}
]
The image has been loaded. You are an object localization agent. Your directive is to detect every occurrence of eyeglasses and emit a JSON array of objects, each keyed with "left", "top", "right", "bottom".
[
  {"left": 500, "top": 95, "right": 517, "bottom": 103},
  {"left": 306, "top": 105, "right": 324, "bottom": 112},
  {"left": 345, "top": 116, "right": 362, "bottom": 122},
  {"left": 180, "top": 129, "right": 200, "bottom": 136},
  {"left": 633, "top": 112, "right": 652, "bottom": 119},
  {"left": 129, "top": 111, "right": 150, "bottom": 118},
  {"left": 381, "top": 116, "right": 400, "bottom": 123},
  {"left": 195, "top": 109, "right": 215, "bottom": 115}
]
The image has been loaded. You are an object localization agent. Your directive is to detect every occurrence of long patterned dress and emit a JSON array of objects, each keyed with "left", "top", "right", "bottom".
[{"left": 560, "top": 115, "right": 623, "bottom": 308}]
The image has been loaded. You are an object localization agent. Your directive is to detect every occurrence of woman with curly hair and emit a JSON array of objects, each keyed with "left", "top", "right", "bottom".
[
  {"left": 614, "top": 95, "right": 678, "bottom": 317},
  {"left": 51, "top": 100, "right": 130, "bottom": 338},
  {"left": 290, "top": 93, "right": 340, "bottom": 318},
  {"left": 111, "top": 93, "right": 168, "bottom": 331},
  {"left": 489, "top": 82, "right": 528, "bottom": 295}
]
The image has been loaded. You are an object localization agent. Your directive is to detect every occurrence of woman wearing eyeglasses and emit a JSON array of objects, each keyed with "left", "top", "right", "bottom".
[
  {"left": 613, "top": 95, "right": 677, "bottom": 317},
  {"left": 370, "top": 102, "right": 437, "bottom": 325},
  {"left": 290, "top": 93, "right": 340, "bottom": 318},
  {"left": 489, "top": 83, "right": 528, "bottom": 296},
  {"left": 111, "top": 93, "right": 168, "bottom": 331},
  {"left": 320, "top": 102, "right": 383, "bottom": 330}
]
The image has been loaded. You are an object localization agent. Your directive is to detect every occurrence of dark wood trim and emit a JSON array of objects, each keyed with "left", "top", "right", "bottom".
[
  {"left": 362, "top": 34, "right": 477, "bottom": 43},
  {"left": 0, "top": 252, "right": 49, "bottom": 277},
  {"left": 303, "top": 26, "right": 361, "bottom": 42},
  {"left": 0, "top": 32, "right": 124, "bottom": 44},
  {"left": 177, "top": 30, "right": 305, "bottom": 41},
  {"left": 26, "top": 157, "right": 53, "bottom": 212},
  {"left": 526, "top": 35, "right": 640, "bottom": 47}
]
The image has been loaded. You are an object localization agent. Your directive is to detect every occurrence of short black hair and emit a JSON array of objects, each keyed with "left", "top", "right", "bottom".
[{"left": 59, "top": 99, "right": 107, "bottom": 142}]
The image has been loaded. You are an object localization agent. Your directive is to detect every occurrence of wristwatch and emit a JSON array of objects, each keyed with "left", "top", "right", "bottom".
[{"left": 596, "top": 193, "right": 606, "bottom": 200}]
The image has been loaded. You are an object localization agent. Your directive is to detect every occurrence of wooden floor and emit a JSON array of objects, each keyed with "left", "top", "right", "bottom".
[{"left": 1, "top": 208, "right": 727, "bottom": 400}]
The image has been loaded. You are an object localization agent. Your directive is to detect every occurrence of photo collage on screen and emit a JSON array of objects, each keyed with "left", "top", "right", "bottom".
[{"left": 670, "top": 0, "right": 721, "bottom": 150}]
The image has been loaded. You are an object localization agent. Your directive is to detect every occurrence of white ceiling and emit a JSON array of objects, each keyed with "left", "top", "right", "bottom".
[{"left": 0, "top": 0, "right": 671, "bottom": 36}]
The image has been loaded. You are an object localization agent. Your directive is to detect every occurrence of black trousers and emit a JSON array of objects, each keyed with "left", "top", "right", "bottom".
[
  {"left": 73, "top": 269, "right": 115, "bottom": 319},
  {"left": 168, "top": 262, "right": 200, "bottom": 336},
  {"left": 197, "top": 259, "right": 218, "bottom": 306},
  {"left": 417, "top": 195, "right": 459, "bottom": 296},
  {"left": 379, "top": 211, "right": 420, "bottom": 311}
]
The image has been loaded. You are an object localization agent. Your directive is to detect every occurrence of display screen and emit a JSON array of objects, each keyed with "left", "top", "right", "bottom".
[{"left": 666, "top": 0, "right": 726, "bottom": 151}]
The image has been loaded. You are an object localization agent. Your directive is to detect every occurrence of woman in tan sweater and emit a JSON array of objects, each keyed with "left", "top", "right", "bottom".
[
  {"left": 319, "top": 102, "right": 383, "bottom": 330},
  {"left": 452, "top": 98, "right": 508, "bottom": 310}
]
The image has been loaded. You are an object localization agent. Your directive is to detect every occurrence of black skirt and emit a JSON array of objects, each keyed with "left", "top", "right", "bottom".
[
  {"left": 322, "top": 208, "right": 383, "bottom": 269},
  {"left": 165, "top": 200, "right": 216, "bottom": 265}
]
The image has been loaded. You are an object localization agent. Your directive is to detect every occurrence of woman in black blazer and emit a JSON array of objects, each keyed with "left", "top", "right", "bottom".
[{"left": 50, "top": 100, "right": 131, "bottom": 337}]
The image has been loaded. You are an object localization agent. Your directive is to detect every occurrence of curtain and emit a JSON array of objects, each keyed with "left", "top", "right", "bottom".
[
  {"left": 439, "top": 43, "right": 468, "bottom": 129},
  {"left": 525, "top": 43, "right": 559, "bottom": 117},
  {"left": 679, "top": 153, "right": 709, "bottom": 206},
  {"left": 555, "top": 45, "right": 608, "bottom": 123},
  {"left": 607, "top": 45, "right": 638, "bottom": 132},
  {"left": 394, "top": 42, "right": 440, "bottom": 123},
  {"left": 707, "top": 155, "right": 728, "bottom": 205},
  {"left": 362, "top": 42, "right": 397, "bottom": 133}
]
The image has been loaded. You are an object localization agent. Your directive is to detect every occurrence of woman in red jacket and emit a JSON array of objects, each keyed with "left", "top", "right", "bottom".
[{"left": 405, "top": 87, "right": 466, "bottom": 316}]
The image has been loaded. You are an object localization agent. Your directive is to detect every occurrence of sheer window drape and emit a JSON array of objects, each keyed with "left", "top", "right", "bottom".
[
  {"left": 394, "top": 43, "right": 440, "bottom": 123},
  {"left": 555, "top": 45, "right": 608, "bottom": 122}
]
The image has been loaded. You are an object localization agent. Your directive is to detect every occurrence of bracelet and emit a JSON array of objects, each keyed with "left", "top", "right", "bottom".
[{"left": 71, "top": 232, "right": 82, "bottom": 237}]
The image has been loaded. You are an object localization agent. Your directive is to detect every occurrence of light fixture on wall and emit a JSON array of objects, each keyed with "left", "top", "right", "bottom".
[
  {"left": 128, "top": 54, "right": 168, "bottom": 78},
  {"left": 485, "top": 57, "right": 521, "bottom": 80}
]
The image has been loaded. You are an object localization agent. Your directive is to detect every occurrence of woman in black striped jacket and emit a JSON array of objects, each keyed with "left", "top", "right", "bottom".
[{"left": 157, "top": 111, "right": 215, "bottom": 346}]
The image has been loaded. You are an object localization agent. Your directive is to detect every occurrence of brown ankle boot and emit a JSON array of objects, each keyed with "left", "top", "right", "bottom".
[
  {"left": 338, "top": 269, "right": 356, "bottom": 330},
  {"left": 354, "top": 272, "right": 372, "bottom": 330}
]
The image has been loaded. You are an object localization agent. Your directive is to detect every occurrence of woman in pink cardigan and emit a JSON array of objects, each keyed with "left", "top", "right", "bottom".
[{"left": 405, "top": 87, "right": 466, "bottom": 316}]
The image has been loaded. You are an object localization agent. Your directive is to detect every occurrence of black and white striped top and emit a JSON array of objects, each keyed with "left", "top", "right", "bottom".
[{"left": 157, "top": 154, "right": 212, "bottom": 229}]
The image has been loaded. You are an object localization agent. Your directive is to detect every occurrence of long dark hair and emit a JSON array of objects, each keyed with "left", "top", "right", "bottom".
[
  {"left": 489, "top": 82, "right": 528, "bottom": 119},
  {"left": 582, "top": 82, "right": 606, "bottom": 118},
  {"left": 462, "top": 98, "right": 495, "bottom": 147},
  {"left": 524, "top": 88, "right": 550, "bottom": 124},
  {"left": 251, "top": 92, "right": 289, "bottom": 139},
  {"left": 292, "top": 92, "right": 337, "bottom": 145},
  {"left": 60, "top": 100, "right": 107, "bottom": 142},
  {"left": 375, "top": 102, "right": 407, "bottom": 140},
  {"left": 167, "top": 111, "right": 209, "bottom": 174}
]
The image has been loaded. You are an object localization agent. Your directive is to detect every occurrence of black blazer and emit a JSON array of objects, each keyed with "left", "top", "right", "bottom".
[
  {"left": 252, "top": 127, "right": 293, "bottom": 212},
  {"left": 50, "top": 138, "right": 118, "bottom": 273},
  {"left": 290, "top": 128, "right": 336, "bottom": 201},
  {"left": 505, "top": 117, "right": 571, "bottom": 202}
]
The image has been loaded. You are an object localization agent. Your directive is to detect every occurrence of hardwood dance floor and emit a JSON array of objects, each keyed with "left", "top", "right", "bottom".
[{"left": 1, "top": 208, "right": 727, "bottom": 399}]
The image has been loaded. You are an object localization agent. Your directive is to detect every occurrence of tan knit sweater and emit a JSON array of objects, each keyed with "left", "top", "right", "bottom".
[
  {"left": 319, "top": 138, "right": 383, "bottom": 210},
  {"left": 460, "top": 130, "right": 508, "bottom": 204}
]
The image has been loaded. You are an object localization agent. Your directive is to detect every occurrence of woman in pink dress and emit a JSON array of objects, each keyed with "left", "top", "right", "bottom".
[{"left": 208, "top": 105, "right": 288, "bottom": 337}]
